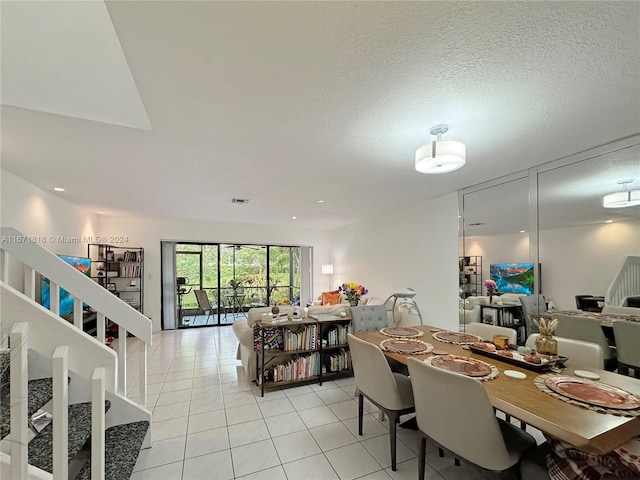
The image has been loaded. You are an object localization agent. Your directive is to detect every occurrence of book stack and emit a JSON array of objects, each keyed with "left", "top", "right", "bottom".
[
  {"left": 323, "top": 324, "right": 350, "bottom": 347},
  {"left": 261, "top": 312, "right": 289, "bottom": 324},
  {"left": 324, "top": 348, "right": 351, "bottom": 373}
]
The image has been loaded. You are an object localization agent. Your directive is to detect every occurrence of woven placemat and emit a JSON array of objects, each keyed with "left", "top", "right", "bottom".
[
  {"left": 534, "top": 374, "right": 640, "bottom": 417},
  {"left": 432, "top": 331, "right": 482, "bottom": 345},
  {"left": 379, "top": 338, "right": 433, "bottom": 355},
  {"left": 380, "top": 326, "right": 424, "bottom": 338},
  {"left": 425, "top": 355, "right": 499, "bottom": 382}
]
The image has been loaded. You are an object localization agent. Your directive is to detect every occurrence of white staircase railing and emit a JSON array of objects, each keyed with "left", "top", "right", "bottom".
[
  {"left": 606, "top": 256, "right": 640, "bottom": 307},
  {"left": 1, "top": 226, "right": 152, "bottom": 477},
  {"left": 0, "top": 226, "right": 151, "bottom": 404}
]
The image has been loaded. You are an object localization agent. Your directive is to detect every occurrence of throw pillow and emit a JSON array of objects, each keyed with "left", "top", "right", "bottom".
[{"left": 322, "top": 291, "right": 341, "bottom": 305}]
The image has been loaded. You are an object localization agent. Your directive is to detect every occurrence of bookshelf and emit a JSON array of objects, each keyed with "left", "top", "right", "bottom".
[
  {"left": 459, "top": 255, "right": 482, "bottom": 299},
  {"left": 254, "top": 316, "right": 352, "bottom": 396},
  {"left": 88, "top": 244, "right": 144, "bottom": 313}
]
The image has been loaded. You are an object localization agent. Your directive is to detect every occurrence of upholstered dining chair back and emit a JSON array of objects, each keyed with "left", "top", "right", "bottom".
[
  {"left": 350, "top": 305, "right": 389, "bottom": 332},
  {"left": 525, "top": 334, "right": 604, "bottom": 370},
  {"left": 519, "top": 294, "right": 547, "bottom": 338},
  {"left": 612, "top": 321, "right": 640, "bottom": 378},
  {"left": 347, "top": 334, "right": 411, "bottom": 410},
  {"left": 602, "top": 305, "right": 640, "bottom": 316},
  {"left": 407, "top": 357, "right": 535, "bottom": 473},
  {"left": 347, "top": 334, "right": 415, "bottom": 471},
  {"left": 466, "top": 323, "right": 517, "bottom": 346},
  {"left": 553, "top": 313, "right": 616, "bottom": 365}
]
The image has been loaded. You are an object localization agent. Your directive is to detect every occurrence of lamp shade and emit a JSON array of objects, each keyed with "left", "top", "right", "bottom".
[
  {"left": 415, "top": 139, "right": 466, "bottom": 174},
  {"left": 603, "top": 190, "right": 640, "bottom": 208},
  {"left": 321, "top": 264, "right": 334, "bottom": 275}
]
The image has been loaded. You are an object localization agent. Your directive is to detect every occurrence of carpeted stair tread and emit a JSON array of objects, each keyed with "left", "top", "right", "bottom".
[
  {"left": 76, "top": 420, "right": 149, "bottom": 480},
  {"left": 0, "top": 377, "right": 54, "bottom": 440},
  {"left": 28, "top": 400, "right": 111, "bottom": 474}
]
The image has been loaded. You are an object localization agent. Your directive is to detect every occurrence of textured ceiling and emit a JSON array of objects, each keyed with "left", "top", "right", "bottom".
[{"left": 1, "top": 1, "right": 639, "bottom": 230}]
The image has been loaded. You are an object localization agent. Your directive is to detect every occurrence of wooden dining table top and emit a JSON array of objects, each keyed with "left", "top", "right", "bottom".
[
  {"left": 538, "top": 310, "right": 640, "bottom": 327},
  {"left": 352, "top": 325, "right": 640, "bottom": 455}
]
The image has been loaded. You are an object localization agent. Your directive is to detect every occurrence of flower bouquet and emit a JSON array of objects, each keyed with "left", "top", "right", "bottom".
[
  {"left": 339, "top": 282, "right": 368, "bottom": 306},
  {"left": 484, "top": 279, "right": 498, "bottom": 302}
]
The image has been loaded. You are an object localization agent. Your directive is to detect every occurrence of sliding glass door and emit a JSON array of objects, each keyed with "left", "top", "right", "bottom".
[{"left": 169, "top": 242, "right": 305, "bottom": 328}]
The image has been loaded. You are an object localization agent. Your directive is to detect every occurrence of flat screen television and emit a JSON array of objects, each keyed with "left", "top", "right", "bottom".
[
  {"left": 41, "top": 255, "right": 92, "bottom": 316},
  {"left": 489, "top": 262, "right": 536, "bottom": 295}
]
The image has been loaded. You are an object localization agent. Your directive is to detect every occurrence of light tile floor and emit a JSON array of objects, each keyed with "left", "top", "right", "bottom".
[{"left": 123, "top": 326, "right": 544, "bottom": 480}]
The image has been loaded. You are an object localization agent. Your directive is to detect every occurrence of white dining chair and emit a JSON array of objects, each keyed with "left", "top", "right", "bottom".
[
  {"left": 347, "top": 334, "right": 415, "bottom": 471},
  {"left": 525, "top": 334, "right": 604, "bottom": 370},
  {"left": 466, "top": 323, "right": 517, "bottom": 346},
  {"left": 407, "top": 357, "right": 536, "bottom": 479},
  {"left": 553, "top": 313, "right": 616, "bottom": 370},
  {"left": 613, "top": 321, "right": 640, "bottom": 378}
]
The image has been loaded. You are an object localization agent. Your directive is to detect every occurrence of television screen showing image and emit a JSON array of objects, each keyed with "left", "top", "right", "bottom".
[
  {"left": 41, "top": 255, "right": 91, "bottom": 316},
  {"left": 489, "top": 263, "right": 535, "bottom": 295}
]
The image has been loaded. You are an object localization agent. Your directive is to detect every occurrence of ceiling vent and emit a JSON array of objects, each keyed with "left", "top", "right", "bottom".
[
  {"left": 467, "top": 222, "right": 486, "bottom": 226},
  {"left": 231, "top": 198, "right": 250, "bottom": 204}
]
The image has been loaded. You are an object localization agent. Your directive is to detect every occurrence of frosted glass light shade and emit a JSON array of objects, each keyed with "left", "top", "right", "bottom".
[
  {"left": 415, "top": 139, "right": 466, "bottom": 174},
  {"left": 603, "top": 190, "right": 640, "bottom": 208},
  {"left": 321, "top": 264, "right": 334, "bottom": 275}
]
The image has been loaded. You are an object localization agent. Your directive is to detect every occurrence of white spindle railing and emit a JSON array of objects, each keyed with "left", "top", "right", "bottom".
[
  {"left": 118, "top": 326, "right": 127, "bottom": 395},
  {"left": 52, "top": 346, "right": 69, "bottom": 480},
  {"left": 92, "top": 367, "right": 106, "bottom": 480},
  {"left": 10, "top": 323, "right": 28, "bottom": 480},
  {"left": 606, "top": 256, "right": 640, "bottom": 307}
]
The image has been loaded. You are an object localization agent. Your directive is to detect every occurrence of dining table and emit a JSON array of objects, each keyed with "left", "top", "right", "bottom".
[{"left": 353, "top": 325, "right": 640, "bottom": 455}]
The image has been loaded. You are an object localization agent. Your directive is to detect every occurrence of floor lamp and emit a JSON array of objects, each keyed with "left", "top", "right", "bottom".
[
  {"left": 321, "top": 264, "right": 334, "bottom": 291},
  {"left": 384, "top": 288, "right": 423, "bottom": 325}
]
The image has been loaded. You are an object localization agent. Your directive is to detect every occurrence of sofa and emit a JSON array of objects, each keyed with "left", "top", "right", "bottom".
[{"left": 231, "top": 304, "right": 351, "bottom": 381}]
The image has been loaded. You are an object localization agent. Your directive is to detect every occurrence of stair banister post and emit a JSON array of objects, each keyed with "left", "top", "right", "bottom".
[
  {"left": 92, "top": 367, "right": 106, "bottom": 480},
  {"left": 118, "top": 326, "right": 127, "bottom": 395},
  {"left": 73, "top": 298, "right": 83, "bottom": 329},
  {"left": 139, "top": 339, "right": 147, "bottom": 408},
  {"left": 97, "top": 313, "right": 106, "bottom": 344},
  {"left": 23, "top": 266, "right": 35, "bottom": 301},
  {"left": 50, "top": 281, "right": 60, "bottom": 315},
  {"left": 52, "top": 346, "right": 69, "bottom": 480},
  {"left": 10, "top": 322, "right": 28, "bottom": 480},
  {"left": 0, "top": 248, "right": 7, "bottom": 283}
]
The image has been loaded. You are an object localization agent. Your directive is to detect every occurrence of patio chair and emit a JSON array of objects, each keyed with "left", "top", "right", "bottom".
[{"left": 194, "top": 289, "right": 217, "bottom": 323}]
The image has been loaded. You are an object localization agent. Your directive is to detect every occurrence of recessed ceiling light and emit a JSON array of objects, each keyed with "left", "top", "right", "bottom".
[
  {"left": 605, "top": 220, "right": 613, "bottom": 223},
  {"left": 519, "top": 230, "right": 526, "bottom": 233},
  {"left": 98, "top": 211, "right": 105, "bottom": 214},
  {"left": 292, "top": 216, "right": 297, "bottom": 220},
  {"left": 54, "top": 187, "right": 65, "bottom": 192},
  {"left": 316, "top": 200, "right": 325, "bottom": 203}
]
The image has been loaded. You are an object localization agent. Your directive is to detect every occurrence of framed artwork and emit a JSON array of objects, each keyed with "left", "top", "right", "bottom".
[{"left": 482, "top": 308, "right": 497, "bottom": 325}]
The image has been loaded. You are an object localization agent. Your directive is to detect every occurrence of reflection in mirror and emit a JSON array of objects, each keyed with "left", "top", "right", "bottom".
[
  {"left": 538, "top": 143, "right": 640, "bottom": 312},
  {"left": 460, "top": 176, "right": 531, "bottom": 343}
]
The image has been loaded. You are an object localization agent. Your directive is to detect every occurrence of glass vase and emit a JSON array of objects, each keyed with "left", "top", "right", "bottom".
[{"left": 535, "top": 334, "right": 558, "bottom": 357}]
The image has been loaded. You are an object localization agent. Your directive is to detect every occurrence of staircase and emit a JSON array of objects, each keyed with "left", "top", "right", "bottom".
[
  {"left": 606, "top": 255, "right": 640, "bottom": 307},
  {"left": 0, "top": 227, "right": 153, "bottom": 479}
]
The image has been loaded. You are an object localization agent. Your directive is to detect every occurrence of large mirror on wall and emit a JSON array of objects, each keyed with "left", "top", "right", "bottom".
[
  {"left": 459, "top": 175, "right": 532, "bottom": 343},
  {"left": 459, "top": 136, "right": 640, "bottom": 345},
  {"left": 538, "top": 142, "right": 640, "bottom": 312}
]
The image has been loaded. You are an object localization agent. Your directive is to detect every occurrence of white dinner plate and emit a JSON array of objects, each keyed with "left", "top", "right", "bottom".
[
  {"left": 504, "top": 370, "right": 527, "bottom": 380},
  {"left": 574, "top": 370, "right": 601, "bottom": 381}
]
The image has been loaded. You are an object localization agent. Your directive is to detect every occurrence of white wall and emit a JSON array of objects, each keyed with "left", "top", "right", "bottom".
[
  {"left": 539, "top": 219, "right": 640, "bottom": 310},
  {"left": 1, "top": 169, "right": 98, "bottom": 290},
  {"left": 329, "top": 192, "right": 460, "bottom": 331},
  {"left": 98, "top": 215, "right": 332, "bottom": 331},
  {"left": 1, "top": 169, "right": 98, "bottom": 256}
]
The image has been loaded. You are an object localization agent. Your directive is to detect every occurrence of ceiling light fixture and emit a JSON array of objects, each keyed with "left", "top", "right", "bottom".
[
  {"left": 54, "top": 187, "right": 65, "bottom": 192},
  {"left": 603, "top": 180, "right": 640, "bottom": 208},
  {"left": 415, "top": 124, "right": 466, "bottom": 174}
]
